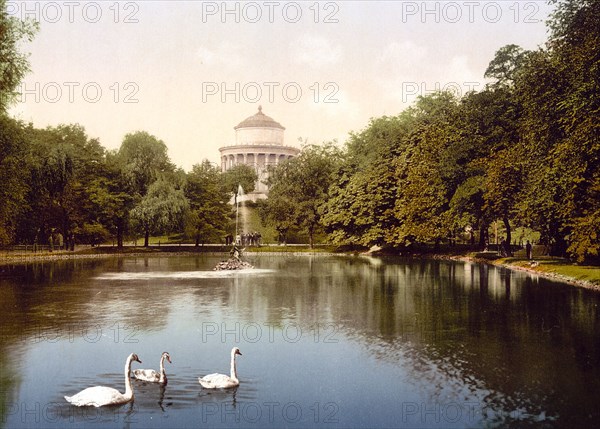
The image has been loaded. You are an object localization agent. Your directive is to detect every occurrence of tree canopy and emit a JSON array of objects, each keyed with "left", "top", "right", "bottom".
[
  {"left": 0, "top": 0, "right": 38, "bottom": 111},
  {"left": 0, "top": 0, "right": 598, "bottom": 262}
]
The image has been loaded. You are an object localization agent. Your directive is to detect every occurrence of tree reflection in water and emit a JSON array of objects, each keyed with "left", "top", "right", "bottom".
[{"left": 0, "top": 255, "right": 599, "bottom": 428}]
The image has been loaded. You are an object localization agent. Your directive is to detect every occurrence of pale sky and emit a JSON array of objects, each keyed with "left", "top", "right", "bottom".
[{"left": 8, "top": 1, "right": 554, "bottom": 171}]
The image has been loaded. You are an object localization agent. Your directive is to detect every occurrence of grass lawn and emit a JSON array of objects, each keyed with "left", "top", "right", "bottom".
[{"left": 499, "top": 256, "right": 600, "bottom": 286}]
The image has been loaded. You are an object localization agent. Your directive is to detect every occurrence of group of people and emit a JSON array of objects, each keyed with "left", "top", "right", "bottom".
[
  {"left": 47, "top": 230, "right": 76, "bottom": 251},
  {"left": 486, "top": 238, "right": 534, "bottom": 260},
  {"left": 498, "top": 238, "right": 534, "bottom": 259},
  {"left": 224, "top": 232, "right": 262, "bottom": 247}
]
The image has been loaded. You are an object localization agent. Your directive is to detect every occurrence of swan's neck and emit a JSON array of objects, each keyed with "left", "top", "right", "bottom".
[
  {"left": 159, "top": 356, "right": 167, "bottom": 383},
  {"left": 230, "top": 352, "right": 238, "bottom": 382},
  {"left": 124, "top": 357, "right": 134, "bottom": 399}
]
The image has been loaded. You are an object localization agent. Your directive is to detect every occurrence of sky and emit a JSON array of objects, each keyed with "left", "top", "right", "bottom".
[{"left": 7, "top": 0, "right": 555, "bottom": 171}]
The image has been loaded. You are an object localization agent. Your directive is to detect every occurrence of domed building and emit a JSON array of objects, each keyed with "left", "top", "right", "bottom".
[{"left": 219, "top": 106, "right": 300, "bottom": 200}]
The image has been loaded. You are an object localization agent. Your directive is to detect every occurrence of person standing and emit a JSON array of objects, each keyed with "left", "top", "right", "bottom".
[{"left": 526, "top": 240, "right": 532, "bottom": 260}]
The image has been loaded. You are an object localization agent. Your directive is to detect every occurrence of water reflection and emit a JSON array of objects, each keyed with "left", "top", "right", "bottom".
[{"left": 1, "top": 255, "right": 599, "bottom": 428}]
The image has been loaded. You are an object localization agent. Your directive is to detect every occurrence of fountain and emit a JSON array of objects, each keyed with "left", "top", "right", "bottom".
[{"left": 214, "top": 184, "right": 254, "bottom": 271}]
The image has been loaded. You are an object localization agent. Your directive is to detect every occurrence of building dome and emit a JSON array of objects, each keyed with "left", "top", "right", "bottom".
[
  {"left": 234, "top": 105, "right": 285, "bottom": 130},
  {"left": 219, "top": 107, "right": 300, "bottom": 200}
]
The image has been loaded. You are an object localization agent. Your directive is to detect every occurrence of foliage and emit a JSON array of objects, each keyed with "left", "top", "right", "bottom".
[
  {"left": 391, "top": 92, "right": 460, "bottom": 246},
  {"left": 0, "top": 114, "right": 29, "bottom": 244},
  {"left": 265, "top": 142, "right": 342, "bottom": 247},
  {"left": 130, "top": 178, "right": 188, "bottom": 246},
  {"left": 317, "top": 0, "right": 598, "bottom": 261},
  {"left": 184, "top": 160, "right": 231, "bottom": 245},
  {"left": 86, "top": 171, "right": 134, "bottom": 247},
  {"left": 221, "top": 163, "right": 258, "bottom": 199},
  {"left": 118, "top": 131, "right": 175, "bottom": 196},
  {"left": 514, "top": 0, "right": 600, "bottom": 260},
  {"left": 76, "top": 222, "right": 111, "bottom": 246},
  {"left": 257, "top": 194, "right": 296, "bottom": 244},
  {"left": 0, "top": 0, "right": 38, "bottom": 111},
  {"left": 484, "top": 44, "right": 530, "bottom": 88},
  {"left": 0, "top": 0, "right": 597, "bottom": 262},
  {"left": 321, "top": 115, "right": 412, "bottom": 246},
  {"left": 11, "top": 124, "right": 107, "bottom": 247}
]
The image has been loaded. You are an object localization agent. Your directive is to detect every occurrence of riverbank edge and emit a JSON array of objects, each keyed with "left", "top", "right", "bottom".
[
  {"left": 1, "top": 246, "right": 598, "bottom": 292},
  {"left": 414, "top": 252, "right": 600, "bottom": 292}
]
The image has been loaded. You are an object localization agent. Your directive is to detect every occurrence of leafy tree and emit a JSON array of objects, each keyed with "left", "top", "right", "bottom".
[
  {"left": 266, "top": 142, "right": 341, "bottom": 247},
  {"left": 0, "top": 0, "right": 38, "bottom": 111},
  {"left": 392, "top": 92, "right": 460, "bottom": 247},
  {"left": 14, "top": 124, "right": 106, "bottom": 247},
  {"left": 130, "top": 178, "right": 188, "bottom": 247},
  {"left": 450, "top": 86, "right": 522, "bottom": 249},
  {"left": 449, "top": 176, "right": 485, "bottom": 245},
  {"left": 185, "top": 160, "right": 231, "bottom": 245},
  {"left": 322, "top": 162, "right": 397, "bottom": 247},
  {"left": 322, "top": 115, "right": 412, "bottom": 246},
  {"left": 118, "top": 131, "right": 175, "bottom": 196},
  {"left": 0, "top": 114, "right": 30, "bottom": 244},
  {"left": 257, "top": 194, "right": 296, "bottom": 244},
  {"left": 514, "top": 0, "right": 600, "bottom": 260},
  {"left": 116, "top": 131, "right": 179, "bottom": 246},
  {"left": 393, "top": 131, "right": 450, "bottom": 246},
  {"left": 86, "top": 156, "right": 134, "bottom": 248},
  {"left": 482, "top": 148, "right": 522, "bottom": 249},
  {"left": 221, "top": 164, "right": 258, "bottom": 203},
  {"left": 484, "top": 44, "right": 530, "bottom": 88},
  {"left": 76, "top": 222, "right": 111, "bottom": 246}
]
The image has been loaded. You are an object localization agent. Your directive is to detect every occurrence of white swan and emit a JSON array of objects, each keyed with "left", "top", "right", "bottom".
[
  {"left": 64, "top": 353, "right": 141, "bottom": 407},
  {"left": 133, "top": 351, "right": 171, "bottom": 384},
  {"left": 199, "top": 347, "right": 242, "bottom": 389}
]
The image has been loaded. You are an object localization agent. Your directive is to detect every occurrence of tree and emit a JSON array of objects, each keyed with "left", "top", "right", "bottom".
[
  {"left": 266, "top": 142, "right": 341, "bottom": 247},
  {"left": 482, "top": 148, "right": 522, "bottom": 250},
  {"left": 514, "top": 0, "right": 600, "bottom": 260},
  {"left": 392, "top": 92, "right": 461, "bottom": 247},
  {"left": 0, "top": 0, "right": 38, "bottom": 111},
  {"left": 393, "top": 131, "right": 451, "bottom": 245},
  {"left": 449, "top": 86, "right": 522, "bottom": 249},
  {"left": 86, "top": 166, "right": 134, "bottom": 248},
  {"left": 76, "top": 222, "right": 111, "bottom": 246},
  {"left": 257, "top": 195, "right": 296, "bottom": 244},
  {"left": 116, "top": 131, "right": 178, "bottom": 246},
  {"left": 118, "top": 131, "right": 175, "bottom": 196},
  {"left": 484, "top": 44, "right": 530, "bottom": 88},
  {"left": 449, "top": 176, "right": 485, "bottom": 246},
  {"left": 14, "top": 124, "right": 107, "bottom": 247},
  {"left": 0, "top": 114, "right": 30, "bottom": 244},
  {"left": 185, "top": 160, "right": 231, "bottom": 246},
  {"left": 322, "top": 115, "right": 413, "bottom": 247},
  {"left": 221, "top": 164, "right": 258, "bottom": 203},
  {"left": 130, "top": 179, "right": 188, "bottom": 247}
]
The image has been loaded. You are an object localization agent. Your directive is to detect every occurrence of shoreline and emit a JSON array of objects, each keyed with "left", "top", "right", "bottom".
[
  {"left": 1, "top": 247, "right": 598, "bottom": 292},
  {"left": 418, "top": 252, "right": 600, "bottom": 292}
]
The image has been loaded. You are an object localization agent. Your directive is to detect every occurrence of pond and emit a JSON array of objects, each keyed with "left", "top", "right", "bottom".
[{"left": 1, "top": 254, "right": 599, "bottom": 428}]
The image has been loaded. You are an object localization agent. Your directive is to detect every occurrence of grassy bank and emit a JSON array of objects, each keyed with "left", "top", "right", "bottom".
[
  {"left": 491, "top": 256, "right": 600, "bottom": 289},
  {"left": 397, "top": 245, "right": 600, "bottom": 289}
]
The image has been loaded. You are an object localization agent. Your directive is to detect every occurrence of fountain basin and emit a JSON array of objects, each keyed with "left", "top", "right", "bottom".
[{"left": 213, "top": 258, "right": 254, "bottom": 270}]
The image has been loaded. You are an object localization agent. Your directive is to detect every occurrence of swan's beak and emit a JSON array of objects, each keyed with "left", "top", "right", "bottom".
[
  {"left": 236, "top": 350, "right": 242, "bottom": 356},
  {"left": 167, "top": 355, "right": 172, "bottom": 364}
]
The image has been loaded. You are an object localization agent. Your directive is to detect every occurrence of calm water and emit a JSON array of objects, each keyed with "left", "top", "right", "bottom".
[{"left": 1, "top": 254, "right": 599, "bottom": 428}]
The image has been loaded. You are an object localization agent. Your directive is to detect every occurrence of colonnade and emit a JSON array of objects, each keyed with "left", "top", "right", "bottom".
[{"left": 220, "top": 152, "right": 295, "bottom": 172}]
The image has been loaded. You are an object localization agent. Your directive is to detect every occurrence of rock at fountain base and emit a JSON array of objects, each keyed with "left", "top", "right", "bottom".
[{"left": 213, "top": 258, "right": 254, "bottom": 271}]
